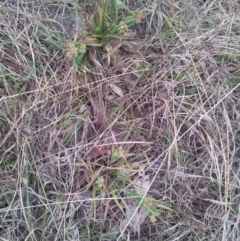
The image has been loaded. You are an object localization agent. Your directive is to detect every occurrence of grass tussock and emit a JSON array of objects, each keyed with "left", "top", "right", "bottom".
[{"left": 1, "top": 0, "right": 240, "bottom": 240}]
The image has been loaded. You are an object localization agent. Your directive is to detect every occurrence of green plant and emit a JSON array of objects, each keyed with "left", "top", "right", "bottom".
[{"left": 65, "top": 0, "right": 140, "bottom": 69}]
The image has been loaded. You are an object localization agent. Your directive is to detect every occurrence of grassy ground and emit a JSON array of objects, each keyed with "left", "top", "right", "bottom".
[{"left": 1, "top": 0, "right": 240, "bottom": 240}]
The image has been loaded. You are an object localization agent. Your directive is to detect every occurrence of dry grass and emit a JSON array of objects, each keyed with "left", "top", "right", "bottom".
[{"left": 1, "top": 0, "right": 240, "bottom": 240}]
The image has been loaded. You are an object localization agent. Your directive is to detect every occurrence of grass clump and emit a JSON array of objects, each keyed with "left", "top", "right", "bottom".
[{"left": 1, "top": 0, "right": 240, "bottom": 240}]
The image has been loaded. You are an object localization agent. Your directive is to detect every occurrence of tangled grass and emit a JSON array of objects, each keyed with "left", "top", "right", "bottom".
[{"left": 1, "top": 0, "right": 240, "bottom": 240}]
